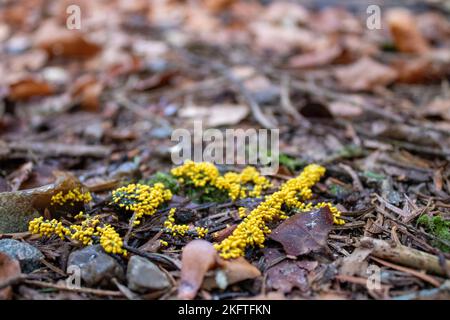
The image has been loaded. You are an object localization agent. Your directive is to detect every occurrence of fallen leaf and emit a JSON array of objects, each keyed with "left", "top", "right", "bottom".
[
  {"left": 269, "top": 206, "right": 334, "bottom": 256},
  {"left": 202, "top": 0, "right": 236, "bottom": 13},
  {"left": 179, "top": 104, "right": 249, "bottom": 127},
  {"left": 34, "top": 20, "right": 101, "bottom": 59},
  {"left": 421, "top": 98, "right": 450, "bottom": 121},
  {"left": 262, "top": 248, "right": 317, "bottom": 293},
  {"left": 267, "top": 260, "right": 309, "bottom": 293},
  {"left": 339, "top": 247, "right": 373, "bottom": 277},
  {"left": 335, "top": 57, "right": 398, "bottom": 91},
  {"left": 391, "top": 57, "right": 437, "bottom": 83},
  {"left": 262, "top": 1, "right": 309, "bottom": 25},
  {"left": 328, "top": 101, "right": 363, "bottom": 118},
  {"left": 8, "top": 77, "right": 54, "bottom": 101},
  {"left": 250, "top": 22, "right": 319, "bottom": 54},
  {"left": 309, "top": 7, "right": 362, "bottom": 34},
  {"left": 386, "top": 8, "right": 430, "bottom": 54},
  {"left": 203, "top": 257, "right": 261, "bottom": 290},
  {"left": 0, "top": 253, "right": 21, "bottom": 300},
  {"left": 72, "top": 75, "right": 103, "bottom": 112},
  {"left": 178, "top": 240, "right": 218, "bottom": 299},
  {"left": 417, "top": 12, "right": 450, "bottom": 45},
  {"left": 289, "top": 44, "right": 342, "bottom": 69}
]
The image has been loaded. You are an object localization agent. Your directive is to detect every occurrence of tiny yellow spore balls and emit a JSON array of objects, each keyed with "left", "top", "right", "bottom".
[
  {"left": 214, "top": 164, "right": 344, "bottom": 259},
  {"left": 51, "top": 188, "right": 92, "bottom": 206},
  {"left": 112, "top": 183, "right": 172, "bottom": 225},
  {"left": 28, "top": 214, "right": 127, "bottom": 256},
  {"left": 171, "top": 160, "right": 272, "bottom": 201},
  {"left": 163, "top": 208, "right": 208, "bottom": 238}
]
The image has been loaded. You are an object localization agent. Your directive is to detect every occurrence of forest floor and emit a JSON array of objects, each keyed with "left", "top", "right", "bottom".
[{"left": 1, "top": 0, "right": 450, "bottom": 300}]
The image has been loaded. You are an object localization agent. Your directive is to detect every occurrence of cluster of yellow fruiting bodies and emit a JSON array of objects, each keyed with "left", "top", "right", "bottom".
[
  {"left": 112, "top": 183, "right": 172, "bottom": 226},
  {"left": 29, "top": 213, "right": 126, "bottom": 255},
  {"left": 163, "top": 208, "right": 208, "bottom": 238},
  {"left": 28, "top": 162, "right": 343, "bottom": 259},
  {"left": 214, "top": 164, "right": 344, "bottom": 259},
  {"left": 50, "top": 188, "right": 92, "bottom": 206},
  {"left": 171, "top": 160, "right": 272, "bottom": 200}
]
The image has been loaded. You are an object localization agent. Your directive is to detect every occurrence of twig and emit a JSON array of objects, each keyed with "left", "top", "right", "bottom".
[
  {"left": 338, "top": 163, "right": 364, "bottom": 192},
  {"left": 23, "top": 279, "right": 124, "bottom": 297},
  {"left": 7, "top": 141, "right": 111, "bottom": 158},
  {"left": 370, "top": 256, "right": 442, "bottom": 287},
  {"left": 280, "top": 74, "right": 309, "bottom": 127},
  {"left": 360, "top": 237, "right": 450, "bottom": 277}
]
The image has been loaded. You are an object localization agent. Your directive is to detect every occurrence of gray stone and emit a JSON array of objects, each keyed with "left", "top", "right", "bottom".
[
  {"left": 0, "top": 239, "right": 44, "bottom": 273},
  {"left": 67, "top": 245, "right": 124, "bottom": 287},
  {"left": 127, "top": 255, "right": 170, "bottom": 292}
]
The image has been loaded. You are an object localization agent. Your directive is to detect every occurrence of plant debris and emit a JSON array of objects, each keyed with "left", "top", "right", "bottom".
[{"left": 1, "top": 0, "right": 450, "bottom": 301}]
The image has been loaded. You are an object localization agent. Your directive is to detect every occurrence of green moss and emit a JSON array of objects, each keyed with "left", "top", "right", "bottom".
[
  {"left": 143, "top": 172, "right": 179, "bottom": 193},
  {"left": 184, "top": 184, "right": 229, "bottom": 204},
  {"left": 417, "top": 215, "right": 450, "bottom": 252},
  {"left": 279, "top": 154, "right": 306, "bottom": 172}
]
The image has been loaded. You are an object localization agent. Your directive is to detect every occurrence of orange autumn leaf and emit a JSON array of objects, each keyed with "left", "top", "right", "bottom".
[
  {"left": 9, "top": 78, "right": 54, "bottom": 101},
  {"left": 386, "top": 8, "right": 430, "bottom": 54}
]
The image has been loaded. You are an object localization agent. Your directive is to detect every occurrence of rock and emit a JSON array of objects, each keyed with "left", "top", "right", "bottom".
[
  {"left": 0, "top": 239, "right": 44, "bottom": 273},
  {"left": 42, "top": 67, "right": 69, "bottom": 86},
  {"left": 5, "top": 36, "right": 31, "bottom": 54},
  {"left": 67, "top": 245, "right": 124, "bottom": 287},
  {"left": 127, "top": 255, "right": 170, "bottom": 292}
]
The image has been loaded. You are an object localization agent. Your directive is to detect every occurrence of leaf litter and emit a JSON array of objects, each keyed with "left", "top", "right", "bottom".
[{"left": 0, "top": 0, "right": 450, "bottom": 300}]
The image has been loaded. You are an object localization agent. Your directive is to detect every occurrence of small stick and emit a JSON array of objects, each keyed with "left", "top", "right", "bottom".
[
  {"left": 338, "top": 163, "right": 364, "bottom": 192},
  {"left": 370, "top": 256, "right": 441, "bottom": 287},
  {"left": 23, "top": 279, "right": 124, "bottom": 297},
  {"left": 360, "top": 237, "right": 450, "bottom": 277}
]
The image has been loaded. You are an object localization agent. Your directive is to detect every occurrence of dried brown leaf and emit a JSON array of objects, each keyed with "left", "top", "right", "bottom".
[
  {"left": 289, "top": 44, "right": 342, "bottom": 69},
  {"left": 179, "top": 104, "right": 249, "bottom": 127},
  {"left": 203, "top": 257, "right": 261, "bottom": 290},
  {"left": 8, "top": 77, "right": 54, "bottom": 101},
  {"left": 269, "top": 207, "right": 334, "bottom": 256},
  {"left": 34, "top": 20, "right": 101, "bottom": 59},
  {"left": 386, "top": 8, "right": 430, "bottom": 54},
  {"left": 0, "top": 253, "right": 21, "bottom": 300},
  {"left": 335, "top": 57, "right": 398, "bottom": 91},
  {"left": 178, "top": 240, "right": 218, "bottom": 300}
]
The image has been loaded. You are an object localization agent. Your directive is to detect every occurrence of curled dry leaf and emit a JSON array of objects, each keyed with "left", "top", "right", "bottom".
[
  {"left": 0, "top": 253, "right": 21, "bottom": 300},
  {"left": 327, "top": 101, "right": 363, "bottom": 119},
  {"left": 0, "top": 171, "right": 86, "bottom": 233},
  {"left": 422, "top": 98, "right": 450, "bottom": 121},
  {"left": 339, "top": 247, "right": 373, "bottom": 277},
  {"left": 269, "top": 206, "right": 334, "bottom": 256},
  {"left": 289, "top": 44, "right": 342, "bottom": 69},
  {"left": 202, "top": 0, "right": 236, "bottom": 13},
  {"left": 335, "top": 57, "right": 398, "bottom": 91},
  {"left": 203, "top": 257, "right": 261, "bottom": 290},
  {"left": 392, "top": 57, "right": 433, "bottom": 84},
  {"left": 72, "top": 75, "right": 103, "bottom": 112},
  {"left": 179, "top": 104, "right": 249, "bottom": 127},
  {"left": 417, "top": 12, "right": 450, "bottom": 45},
  {"left": 263, "top": 248, "right": 317, "bottom": 293},
  {"left": 8, "top": 77, "right": 54, "bottom": 101},
  {"left": 34, "top": 20, "right": 101, "bottom": 59},
  {"left": 386, "top": 8, "right": 430, "bottom": 54},
  {"left": 266, "top": 260, "right": 309, "bottom": 293},
  {"left": 178, "top": 240, "right": 218, "bottom": 299}
]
